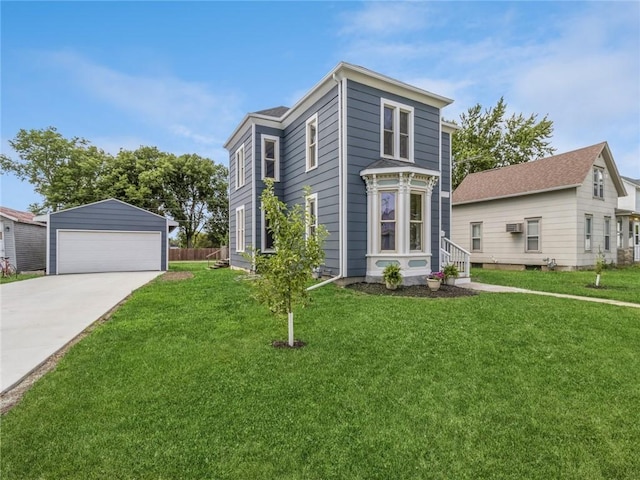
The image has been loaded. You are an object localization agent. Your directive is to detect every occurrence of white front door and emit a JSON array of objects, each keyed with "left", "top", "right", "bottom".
[{"left": 634, "top": 221, "right": 640, "bottom": 262}]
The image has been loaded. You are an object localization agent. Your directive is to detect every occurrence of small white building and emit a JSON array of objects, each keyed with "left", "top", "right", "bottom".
[
  {"left": 451, "top": 142, "right": 628, "bottom": 270},
  {"left": 617, "top": 176, "right": 640, "bottom": 265}
]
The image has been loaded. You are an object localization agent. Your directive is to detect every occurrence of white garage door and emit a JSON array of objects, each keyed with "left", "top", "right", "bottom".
[{"left": 57, "top": 230, "right": 162, "bottom": 274}]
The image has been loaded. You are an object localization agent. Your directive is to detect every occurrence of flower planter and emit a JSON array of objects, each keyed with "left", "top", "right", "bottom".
[
  {"left": 385, "top": 281, "right": 398, "bottom": 290},
  {"left": 426, "top": 278, "right": 441, "bottom": 292}
]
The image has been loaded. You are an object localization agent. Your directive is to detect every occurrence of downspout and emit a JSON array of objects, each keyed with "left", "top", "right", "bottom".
[{"left": 308, "top": 72, "right": 344, "bottom": 291}]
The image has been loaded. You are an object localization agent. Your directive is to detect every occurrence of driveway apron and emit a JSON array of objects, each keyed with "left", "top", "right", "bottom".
[{"left": 1, "top": 271, "right": 162, "bottom": 393}]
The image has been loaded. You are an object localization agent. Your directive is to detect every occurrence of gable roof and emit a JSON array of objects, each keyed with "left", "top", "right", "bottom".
[
  {"left": 0, "top": 206, "right": 44, "bottom": 225},
  {"left": 254, "top": 106, "right": 290, "bottom": 118},
  {"left": 224, "top": 61, "right": 454, "bottom": 150},
  {"left": 452, "top": 142, "right": 626, "bottom": 205}
]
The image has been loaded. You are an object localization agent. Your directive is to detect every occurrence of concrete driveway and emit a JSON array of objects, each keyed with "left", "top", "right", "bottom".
[{"left": 1, "top": 271, "right": 163, "bottom": 393}]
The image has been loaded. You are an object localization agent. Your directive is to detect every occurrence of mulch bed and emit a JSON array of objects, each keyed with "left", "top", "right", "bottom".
[
  {"left": 272, "top": 340, "right": 307, "bottom": 349},
  {"left": 346, "top": 283, "right": 477, "bottom": 298},
  {"left": 160, "top": 271, "right": 194, "bottom": 281}
]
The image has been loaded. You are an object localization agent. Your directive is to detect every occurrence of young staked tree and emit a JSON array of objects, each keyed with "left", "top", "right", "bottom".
[
  {"left": 247, "top": 179, "right": 327, "bottom": 347},
  {"left": 451, "top": 97, "right": 556, "bottom": 189}
]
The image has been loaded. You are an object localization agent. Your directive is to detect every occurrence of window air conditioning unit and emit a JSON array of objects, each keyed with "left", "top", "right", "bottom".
[{"left": 506, "top": 223, "right": 523, "bottom": 233}]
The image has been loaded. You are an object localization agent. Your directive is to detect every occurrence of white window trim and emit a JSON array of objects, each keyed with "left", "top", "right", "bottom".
[
  {"left": 471, "top": 222, "right": 482, "bottom": 252},
  {"left": 379, "top": 190, "right": 398, "bottom": 253},
  {"left": 604, "top": 216, "right": 611, "bottom": 252},
  {"left": 235, "top": 205, "right": 245, "bottom": 253},
  {"left": 235, "top": 144, "right": 245, "bottom": 190},
  {"left": 593, "top": 167, "right": 604, "bottom": 199},
  {"left": 305, "top": 193, "right": 318, "bottom": 239},
  {"left": 525, "top": 218, "right": 541, "bottom": 253},
  {"left": 305, "top": 114, "right": 319, "bottom": 172},
  {"left": 261, "top": 135, "right": 280, "bottom": 182},
  {"left": 380, "top": 98, "right": 414, "bottom": 163},
  {"left": 409, "top": 191, "right": 425, "bottom": 252},
  {"left": 585, "top": 214, "right": 593, "bottom": 252},
  {"left": 261, "top": 203, "right": 275, "bottom": 253}
]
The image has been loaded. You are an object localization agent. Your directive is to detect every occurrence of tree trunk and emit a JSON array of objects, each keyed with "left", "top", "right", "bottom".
[
  {"left": 595, "top": 273, "right": 601, "bottom": 287},
  {"left": 288, "top": 311, "right": 294, "bottom": 347}
]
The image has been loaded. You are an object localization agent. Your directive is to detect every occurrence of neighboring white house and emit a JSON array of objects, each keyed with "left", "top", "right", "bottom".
[
  {"left": 451, "top": 142, "right": 628, "bottom": 270},
  {"left": 617, "top": 176, "right": 640, "bottom": 264},
  {"left": 0, "top": 206, "right": 46, "bottom": 272}
]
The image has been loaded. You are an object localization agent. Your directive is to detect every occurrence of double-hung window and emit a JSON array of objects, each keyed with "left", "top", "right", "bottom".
[
  {"left": 409, "top": 192, "right": 423, "bottom": 251},
  {"left": 305, "top": 193, "right": 318, "bottom": 239},
  {"left": 380, "top": 191, "right": 397, "bottom": 251},
  {"left": 306, "top": 115, "right": 318, "bottom": 171},
  {"left": 604, "top": 216, "right": 611, "bottom": 251},
  {"left": 235, "top": 144, "right": 245, "bottom": 189},
  {"left": 235, "top": 206, "right": 245, "bottom": 253},
  {"left": 585, "top": 215, "right": 593, "bottom": 251},
  {"left": 471, "top": 222, "right": 482, "bottom": 252},
  {"left": 262, "top": 135, "right": 280, "bottom": 181},
  {"left": 381, "top": 99, "right": 413, "bottom": 162},
  {"left": 617, "top": 218, "right": 623, "bottom": 248},
  {"left": 526, "top": 218, "right": 540, "bottom": 252},
  {"left": 593, "top": 168, "right": 604, "bottom": 199}
]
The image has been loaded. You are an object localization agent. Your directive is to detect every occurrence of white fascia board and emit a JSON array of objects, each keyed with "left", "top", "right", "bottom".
[
  {"left": 224, "top": 117, "right": 281, "bottom": 152},
  {"left": 441, "top": 120, "right": 459, "bottom": 133},
  {"left": 49, "top": 198, "right": 170, "bottom": 221},
  {"left": 1, "top": 213, "right": 20, "bottom": 222},
  {"left": 360, "top": 166, "right": 441, "bottom": 178},
  {"left": 600, "top": 142, "right": 627, "bottom": 197}
]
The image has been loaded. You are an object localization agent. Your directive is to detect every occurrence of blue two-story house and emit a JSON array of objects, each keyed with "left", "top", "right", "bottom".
[{"left": 225, "top": 62, "right": 468, "bottom": 285}]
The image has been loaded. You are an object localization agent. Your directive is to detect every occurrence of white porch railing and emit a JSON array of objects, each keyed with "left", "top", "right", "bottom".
[{"left": 441, "top": 237, "right": 471, "bottom": 279}]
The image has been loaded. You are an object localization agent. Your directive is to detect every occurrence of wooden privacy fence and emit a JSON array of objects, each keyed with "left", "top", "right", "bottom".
[{"left": 169, "top": 247, "right": 229, "bottom": 261}]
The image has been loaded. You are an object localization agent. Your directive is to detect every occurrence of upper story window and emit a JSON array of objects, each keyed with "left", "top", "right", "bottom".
[
  {"left": 526, "top": 218, "right": 540, "bottom": 252},
  {"left": 381, "top": 99, "right": 414, "bottom": 162},
  {"left": 305, "top": 193, "right": 318, "bottom": 239},
  {"left": 593, "top": 167, "right": 604, "bottom": 199},
  {"left": 306, "top": 114, "right": 318, "bottom": 172},
  {"left": 471, "top": 222, "right": 482, "bottom": 252},
  {"left": 235, "top": 144, "right": 245, "bottom": 190},
  {"left": 262, "top": 135, "right": 280, "bottom": 181}
]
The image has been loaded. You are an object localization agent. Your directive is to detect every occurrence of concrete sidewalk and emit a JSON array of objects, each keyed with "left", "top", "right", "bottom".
[
  {"left": 461, "top": 282, "right": 640, "bottom": 309},
  {"left": 1, "top": 271, "right": 163, "bottom": 393}
]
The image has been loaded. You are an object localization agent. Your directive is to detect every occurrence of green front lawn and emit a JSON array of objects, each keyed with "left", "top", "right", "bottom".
[
  {"left": 2, "top": 265, "right": 639, "bottom": 479},
  {"left": 471, "top": 266, "right": 640, "bottom": 304},
  {"left": 0, "top": 272, "right": 43, "bottom": 284}
]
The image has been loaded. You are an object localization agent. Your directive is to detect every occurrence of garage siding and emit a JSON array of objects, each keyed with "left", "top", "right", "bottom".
[{"left": 49, "top": 200, "right": 168, "bottom": 274}]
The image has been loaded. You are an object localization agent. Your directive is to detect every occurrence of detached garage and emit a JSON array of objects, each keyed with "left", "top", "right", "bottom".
[{"left": 35, "top": 199, "right": 178, "bottom": 275}]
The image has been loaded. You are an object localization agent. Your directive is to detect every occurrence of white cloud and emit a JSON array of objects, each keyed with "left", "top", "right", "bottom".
[
  {"left": 339, "top": 2, "right": 432, "bottom": 37},
  {"left": 42, "top": 51, "right": 242, "bottom": 150}
]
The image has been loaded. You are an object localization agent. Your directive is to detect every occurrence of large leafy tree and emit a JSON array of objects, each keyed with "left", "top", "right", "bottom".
[
  {"left": 247, "top": 180, "right": 327, "bottom": 347},
  {"left": 451, "top": 97, "right": 555, "bottom": 189},
  {"left": 0, "top": 127, "right": 109, "bottom": 212},
  {"left": 160, "top": 154, "right": 228, "bottom": 248}
]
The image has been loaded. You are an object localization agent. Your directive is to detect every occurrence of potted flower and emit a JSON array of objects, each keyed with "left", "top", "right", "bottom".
[
  {"left": 442, "top": 263, "right": 459, "bottom": 286},
  {"left": 426, "top": 271, "right": 444, "bottom": 291},
  {"left": 382, "top": 263, "right": 402, "bottom": 290}
]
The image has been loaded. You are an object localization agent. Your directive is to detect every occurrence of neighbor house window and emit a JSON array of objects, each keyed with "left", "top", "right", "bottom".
[
  {"left": 593, "top": 167, "right": 604, "bottom": 199},
  {"left": 471, "top": 222, "right": 482, "bottom": 252},
  {"left": 305, "top": 193, "right": 318, "bottom": 239},
  {"left": 409, "top": 192, "right": 424, "bottom": 251},
  {"left": 235, "top": 144, "right": 245, "bottom": 189},
  {"left": 526, "top": 218, "right": 540, "bottom": 252},
  {"left": 617, "top": 218, "right": 623, "bottom": 248},
  {"left": 235, "top": 206, "right": 245, "bottom": 253},
  {"left": 381, "top": 99, "right": 414, "bottom": 162},
  {"left": 306, "top": 114, "right": 318, "bottom": 171},
  {"left": 261, "top": 135, "right": 280, "bottom": 181},
  {"left": 380, "top": 191, "right": 396, "bottom": 251},
  {"left": 585, "top": 215, "right": 593, "bottom": 251},
  {"left": 604, "top": 217, "right": 611, "bottom": 251}
]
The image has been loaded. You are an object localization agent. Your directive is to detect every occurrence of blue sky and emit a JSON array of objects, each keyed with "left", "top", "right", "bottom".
[{"left": 2, "top": 1, "right": 639, "bottom": 211}]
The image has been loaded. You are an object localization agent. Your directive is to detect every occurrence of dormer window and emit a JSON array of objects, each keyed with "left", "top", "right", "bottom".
[
  {"left": 381, "top": 99, "right": 414, "bottom": 162},
  {"left": 593, "top": 167, "right": 604, "bottom": 199}
]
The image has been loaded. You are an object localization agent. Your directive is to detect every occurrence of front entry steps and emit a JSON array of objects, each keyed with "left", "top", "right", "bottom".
[{"left": 209, "top": 259, "right": 230, "bottom": 270}]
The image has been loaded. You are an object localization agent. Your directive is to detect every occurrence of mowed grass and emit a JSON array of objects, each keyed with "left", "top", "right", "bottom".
[
  {"left": 0, "top": 272, "right": 42, "bottom": 284},
  {"left": 1, "top": 264, "right": 639, "bottom": 479},
  {"left": 471, "top": 266, "right": 640, "bottom": 304}
]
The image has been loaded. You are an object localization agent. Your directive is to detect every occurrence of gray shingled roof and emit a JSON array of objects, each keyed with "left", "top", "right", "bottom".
[
  {"left": 452, "top": 143, "right": 609, "bottom": 205},
  {"left": 254, "top": 106, "right": 289, "bottom": 118}
]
